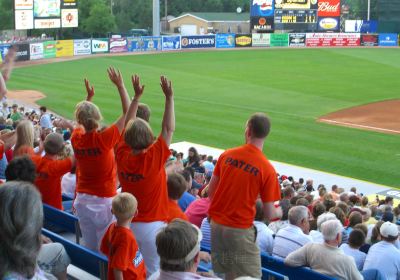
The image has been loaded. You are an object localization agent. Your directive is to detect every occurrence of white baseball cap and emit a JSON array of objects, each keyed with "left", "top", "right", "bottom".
[{"left": 380, "top": 222, "right": 399, "bottom": 238}]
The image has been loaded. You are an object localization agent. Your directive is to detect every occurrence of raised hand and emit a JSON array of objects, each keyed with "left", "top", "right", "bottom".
[
  {"left": 131, "top": 74, "right": 145, "bottom": 100},
  {"left": 107, "top": 67, "right": 124, "bottom": 89},
  {"left": 84, "top": 78, "right": 95, "bottom": 102},
  {"left": 160, "top": 76, "right": 173, "bottom": 98}
]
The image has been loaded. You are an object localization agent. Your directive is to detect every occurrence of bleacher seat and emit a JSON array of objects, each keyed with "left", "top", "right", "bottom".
[
  {"left": 262, "top": 268, "right": 288, "bottom": 280},
  {"left": 43, "top": 203, "right": 81, "bottom": 244},
  {"left": 42, "top": 228, "right": 108, "bottom": 280}
]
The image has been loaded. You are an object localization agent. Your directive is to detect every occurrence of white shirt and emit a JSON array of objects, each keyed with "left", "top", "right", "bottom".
[
  {"left": 309, "top": 230, "right": 324, "bottom": 243},
  {"left": 149, "top": 270, "right": 220, "bottom": 280},
  {"left": 61, "top": 172, "right": 76, "bottom": 198},
  {"left": 268, "top": 220, "right": 288, "bottom": 234},
  {"left": 339, "top": 243, "right": 366, "bottom": 271},
  {"left": 254, "top": 221, "right": 274, "bottom": 255},
  {"left": 40, "top": 113, "right": 53, "bottom": 129},
  {"left": 363, "top": 241, "right": 400, "bottom": 280},
  {"left": 272, "top": 224, "right": 313, "bottom": 259}
]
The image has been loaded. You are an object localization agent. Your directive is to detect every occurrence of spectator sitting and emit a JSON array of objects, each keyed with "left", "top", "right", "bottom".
[
  {"left": 329, "top": 206, "right": 349, "bottom": 244},
  {"left": 340, "top": 229, "right": 367, "bottom": 270},
  {"left": 268, "top": 199, "right": 290, "bottom": 234},
  {"left": 363, "top": 222, "right": 400, "bottom": 280},
  {"left": 178, "top": 169, "right": 196, "bottom": 212},
  {"left": 39, "top": 106, "right": 53, "bottom": 129},
  {"left": 304, "top": 179, "right": 314, "bottom": 192},
  {"left": 254, "top": 199, "right": 274, "bottom": 255},
  {"left": 353, "top": 223, "right": 370, "bottom": 254},
  {"left": 309, "top": 202, "right": 326, "bottom": 231},
  {"left": 323, "top": 198, "right": 336, "bottom": 212},
  {"left": 5, "top": 156, "right": 36, "bottom": 182},
  {"left": 31, "top": 133, "right": 74, "bottom": 210},
  {"left": 202, "top": 155, "right": 214, "bottom": 174},
  {"left": 381, "top": 211, "right": 395, "bottom": 223},
  {"left": 167, "top": 173, "right": 189, "bottom": 223},
  {"left": 344, "top": 211, "right": 363, "bottom": 235},
  {"left": 339, "top": 192, "right": 349, "bottom": 204},
  {"left": 378, "top": 197, "right": 393, "bottom": 212},
  {"left": 285, "top": 220, "right": 363, "bottom": 280},
  {"left": 309, "top": 212, "right": 338, "bottom": 243},
  {"left": 330, "top": 185, "right": 340, "bottom": 201},
  {"left": 10, "top": 103, "right": 23, "bottom": 123},
  {"left": 185, "top": 186, "right": 211, "bottom": 228},
  {"left": 272, "top": 206, "right": 312, "bottom": 259},
  {"left": 100, "top": 192, "right": 146, "bottom": 280},
  {"left": 150, "top": 219, "right": 217, "bottom": 280}
]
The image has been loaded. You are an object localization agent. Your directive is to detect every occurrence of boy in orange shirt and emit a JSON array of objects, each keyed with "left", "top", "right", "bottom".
[
  {"left": 101, "top": 192, "right": 146, "bottom": 280},
  {"left": 32, "top": 133, "right": 74, "bottom": 209},
  {"left": 167, "top": 173, "right": 189, "bottom": 223}
]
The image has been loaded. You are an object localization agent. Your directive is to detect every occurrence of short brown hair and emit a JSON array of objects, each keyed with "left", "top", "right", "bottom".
[
  {"left": 124, "top": 118, "right": 154, "bottom": 150},
  {"left": 167, "top": 173, "right": 187, "bottom": 200},
  {"left": 348, "top": 229, "right": 365, "bottom": 248},
  {"left": 348, "top": 211, "right": 363, "bottom": 227},
  {"left": 137, "top": 103, "right": 151, "bottom": 122},
  {"left": 112, "top": 193, "right": 138, "bottom": 221},
  {"left": 247, "top": 113, "right": 271, "bottom": 139},
  {"left": 44, "top": 133, "right": 64, "bottom": 155},
  {"left": 312, "top": 202, "right": 326, "bottom": 219},
  {"left": 329, "top": 206, "right": 346, "bottom": 225}
]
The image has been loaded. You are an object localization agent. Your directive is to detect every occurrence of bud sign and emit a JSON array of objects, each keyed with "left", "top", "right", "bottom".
[{"left": 318, "top": 0, "right": 340, "bottom": 17}]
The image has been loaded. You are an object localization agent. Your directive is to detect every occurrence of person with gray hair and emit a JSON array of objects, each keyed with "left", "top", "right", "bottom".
[
  {"left": 285, "top": 220, "right": 363, "bottom": 280},
  {"left": 309, "top": 212, "right": 338, "bottom": 243},
  {"left": 149, "top": 219, "right": 219, "bottom": 280},
  {"left": 0, "top": 181, "right": 48, "bottom": 279},
  {"left": 272, "top": 206, "right": 312, "bottom": 259}
]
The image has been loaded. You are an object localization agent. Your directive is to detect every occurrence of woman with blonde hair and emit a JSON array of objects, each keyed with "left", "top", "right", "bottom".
[
  {"left": 13, "top": 120, "right": 35, "bottom": 157},
  {"left": 116, "top": 75, "right": 175, "bottom": 275},
  {"left": 62, "top": 67, "right": 130, "bottom": 251}
]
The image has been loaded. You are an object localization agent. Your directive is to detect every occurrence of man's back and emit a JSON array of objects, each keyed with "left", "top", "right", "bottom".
[
  {"left": 273, "top": 224, "right": 312, "bottom": 259},
  {"left": 363, "top": 241, "right": 400, "bottom": 280},
  {"left": 209, "top": 144, "right": 280, "bottom": 229}
]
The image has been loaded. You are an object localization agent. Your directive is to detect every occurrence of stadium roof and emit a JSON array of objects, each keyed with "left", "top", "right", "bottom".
[{"left": 171, "top": 12, "right": 250, "bottom": 23}]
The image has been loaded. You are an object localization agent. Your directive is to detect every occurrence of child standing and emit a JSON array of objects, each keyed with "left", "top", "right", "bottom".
[{"left": 101, "top": 193, "right": 146, "bottom": 280}]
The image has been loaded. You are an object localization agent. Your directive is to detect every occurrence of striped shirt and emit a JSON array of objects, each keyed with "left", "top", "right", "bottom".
[{"left": 272, "top": 224, "right": 313, "bottom": 259}]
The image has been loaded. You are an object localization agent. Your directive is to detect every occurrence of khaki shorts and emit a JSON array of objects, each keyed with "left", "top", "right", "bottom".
[{"left": 211, "top": 221, "right": 261, "bottom": 279}]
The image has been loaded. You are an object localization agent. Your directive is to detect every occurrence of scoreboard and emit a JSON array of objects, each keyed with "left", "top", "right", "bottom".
[{"left": 274, "top": 10, "right": 317, "bottom": 23}]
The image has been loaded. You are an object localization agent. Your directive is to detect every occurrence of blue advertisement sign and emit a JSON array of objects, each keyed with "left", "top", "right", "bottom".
[
  {"left": 0, "top": 45, "right": 11, "bottom": 61},
  {"left": 128, "top": 36, "right": 162, "bottom": 52},
  {"left": 215, "top": 34, "right": 235, "bottom": 48},
  {"left": 379, "top": 34, "right": 398, "bottom": 47},
  {"left": 345, "top": 20, "right": 378, "bottom": 33},
  {"left": 162, "top": 36, "right": 181, "bottom": 51},
  {"left": 181, "top": 35, "right": 215, "bottom": 49},
  {"left": 251, "top": 0, "right": 274, "bottom": 17}
]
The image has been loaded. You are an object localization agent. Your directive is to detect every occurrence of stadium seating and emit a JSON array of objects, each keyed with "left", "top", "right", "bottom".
[
  {"left": 43, "top": 203, "right": 81, "bottom": 244},
  {"left": 42, "top": 228, "right": 108, "bottom": 280},
  {"left": 262, "top": 268, "right": 288, "bottom": 280}
]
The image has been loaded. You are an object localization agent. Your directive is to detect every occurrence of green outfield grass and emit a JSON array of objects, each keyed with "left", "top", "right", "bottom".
[{"left": 7, "top": 48, "right": 400, "bottom": 187}]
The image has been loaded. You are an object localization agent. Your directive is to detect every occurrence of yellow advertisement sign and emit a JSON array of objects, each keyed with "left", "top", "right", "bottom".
[{"left": 56, "top": 40, "right": 74, "bottom": 57}]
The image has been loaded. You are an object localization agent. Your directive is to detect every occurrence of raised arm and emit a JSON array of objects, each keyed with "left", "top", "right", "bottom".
[
  {"left": 84, "top": 78, "right": 95, "bottom": 102},
  {"left": 107, "top": 67, "right": 130, "bottom": 114},
  {"left": 1, "top": 47, "right": 16, "bottom": 82},
  {"left": 0, "top": 71, "right": 7, "bottom": 100},
  {"left": 0, "top": 131, "right": 16, "bottom": 151},
  {"left": 160, "top": 76, "right": 175, "bottom": 146},
  {"left": 124, "top": 74, "right": 145, "bottom": 127},
  {"left": 263, "top": 202, "right": 282, "bottom": 222}
]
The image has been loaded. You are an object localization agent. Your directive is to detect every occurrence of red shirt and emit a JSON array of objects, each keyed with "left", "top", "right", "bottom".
[
  {"left": 209, "top": 144, "right": 281, "bottom": 229},
  {"left": 32, "top": 155, "right": 73, "bottom": 210},
  {"left": 71, "top": 125, "right": 120, "bottom": 197},
  {"left": 100, "top": 223, "right": 146, "bottom": 280},
  {"left": 185, "top": 198, "right": 211, "bottom": 228},
  {"left": 116, "top": 136, "right": 171, "bottom": 222}
]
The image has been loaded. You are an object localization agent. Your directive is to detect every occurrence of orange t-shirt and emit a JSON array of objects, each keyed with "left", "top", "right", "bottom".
[
  {"left": 71, "top": 125, "right": 120, "bottom": 198},
  {"left": 116, "top": 135, "right": 171, "bottom": 222},
  {"left": 100, "top": 223, "right": 146, "bottom": 280},
  {"left": 32, "top": 155, "right": 73, "bottom": 210},
  {"left": 13, "top": 145, "right": 35, "bottom": 157},
  {"left": 209, "top": 144, "right": 281, "bottom": 229},
  {"left": 167, "top": 199, "right": 189, "bottom": 223}
]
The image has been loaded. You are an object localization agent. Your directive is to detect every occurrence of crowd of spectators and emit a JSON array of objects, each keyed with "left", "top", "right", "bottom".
[{"left": 0, "top": 47, "right": 399, "bottom": 280}]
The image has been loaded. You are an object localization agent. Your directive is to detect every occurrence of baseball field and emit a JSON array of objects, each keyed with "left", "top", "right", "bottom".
[{"left": 7, "top": 48, "right": 400, "bottom": 187}]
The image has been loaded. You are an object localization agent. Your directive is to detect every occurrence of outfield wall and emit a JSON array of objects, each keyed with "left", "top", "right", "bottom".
[{"left": 0, "top": 33, "right": 399, "bottom": 62}]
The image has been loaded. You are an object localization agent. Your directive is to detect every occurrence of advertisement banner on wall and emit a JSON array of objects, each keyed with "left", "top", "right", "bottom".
[
  {"left": 91, "top": 39, "right": 109, "bottom": 53},
  {"left": 318, "top": 17, "right": 340, "bottom": 31},
  {"left": 61, "top": 9, "right": 78, "bottom": 28},
  {"left": 181, "top": 35, "right": 215, "bottom": 49},
  {"left": 73, "top": 39, "right": 91, "bottom": 55},
  {"left": 29, "top": 42, "right": 44, "bottom": 60},
  {"left": 289, "top": 33, "right": 306, "bottom": 47},
  {"left": 251, "top": 0, "right": 275, "bottom": 17},
  {"left": 378, "top": 34, "right": 398, "bottom": 47},
  {"left": 251, "top": 16, "right": 274, "bottom": 32},
  {"left": 15, "top": 0, "right": 33, "bottom": 9},
  {"left": 317, "top": 0, "right": 340, "bottom": 17},
  {"left": 13, "top": 44, "right": 30, "bottom": 61},
  {"left": 109, "top": 38, "right": 128, "bottom": 53},
  {"left": 15, "top": 10, "right": 34, "bottom": 30},
  {"left": 216, "top": 34, "right": 235, "bottom": 48},
  {"left": 34, "top": 19, "right": 61, "bottom": 29},
  {"left": 43, "top": 41, "right": 56, "bottom": 58},
  {"left": 270, "top": 33, "right": 289, "bottom": 47},
  {"left": 162, "top": 36, "right": 181, "bottom": 51},
  {"left": 235, "top": 34, "right": 252, "bottom": 47},
  {"left": 56, "top": 40, "right": 73, "bottom": 57},
  {"left": 306, "top": 33, "right": 360, "bottom": 47},
  {"left": 360, "top": 34, "right": 378, "bottom": 46},
  {"left": 252, "top": 33, "right": 270, "bottom": 47},
  {"left": 345, "top": 20, "right": 378, "bottom": 33},
  {"left": 128, "top": 37, "right": 162, "bottom": 52}
]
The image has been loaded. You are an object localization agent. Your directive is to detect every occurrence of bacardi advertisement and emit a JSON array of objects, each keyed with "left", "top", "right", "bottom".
[
  {"left": 317, "top": 0, "right": 340, "bottom": 17},
  {"left": 360, "top": 34, "right": 378, "bottom": 47},
  {"left": 251, "top": 16, "right": 274, "bottom": 32},
  {"left": 306, "top": 33, "right": 361, "bottom": 47}
]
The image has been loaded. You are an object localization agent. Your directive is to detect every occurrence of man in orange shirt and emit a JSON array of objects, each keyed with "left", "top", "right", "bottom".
[
  {"left": 32, "top": 133, "right": 74, "bottom": 210},
  {"left": 167, "top": 173, "right": 189, "bottom": 223},
  {"left": 208, "top": 113, "right": 282, "bottom": 279},
  {"left": 116, "top": 75, "right": 175, "bottom": 275},
  {"left": 101, "top": 192, "right": 146, "bottom": 280}
]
